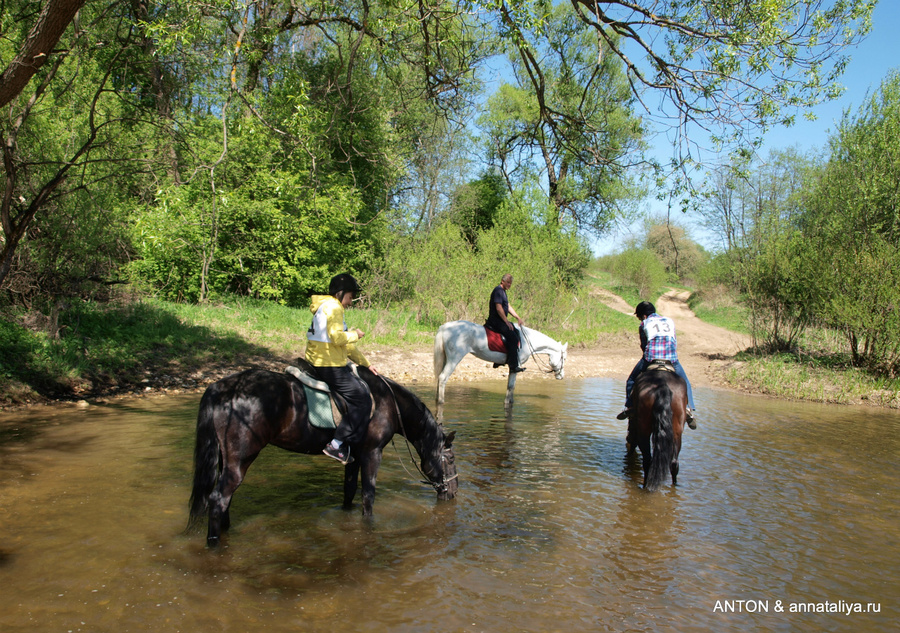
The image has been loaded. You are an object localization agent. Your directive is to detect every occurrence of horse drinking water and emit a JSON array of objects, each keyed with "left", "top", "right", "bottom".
[
  {"left": 434, "top": 321, "right": 567, "bottom": 409},
  {"left": 627, "top": 364, "right": 688, "bottom": 490},
  {"left": 188, "top": 364, "right": 458, "bottom": 546}
]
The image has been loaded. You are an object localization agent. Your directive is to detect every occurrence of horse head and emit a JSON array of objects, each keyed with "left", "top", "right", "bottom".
[
  {"left": 422, "top": 427, "right": 458, "bottom": 501},
  {"left": 551, "top": 342, "right": 568, "bottom": 380}
]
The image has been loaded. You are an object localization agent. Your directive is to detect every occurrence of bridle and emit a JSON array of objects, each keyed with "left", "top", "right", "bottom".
[
  {"left": 519, "top": 327, "right": 564, "bottom": 377},
  {"left": 378, "top": 374, "right": 458, "bottom": 495},
  {"left": 422, "top": 447, "right": 458, "bottom": 496}
]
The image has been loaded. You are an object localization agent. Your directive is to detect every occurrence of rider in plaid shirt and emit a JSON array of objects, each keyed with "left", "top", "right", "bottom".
[{"left": 617, "top": 301, "right": 696, "bottom": 428}]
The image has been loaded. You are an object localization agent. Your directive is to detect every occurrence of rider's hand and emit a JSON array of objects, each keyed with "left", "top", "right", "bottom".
[{"left": 354, "top": 328, "right": 365, "bottom": 338}]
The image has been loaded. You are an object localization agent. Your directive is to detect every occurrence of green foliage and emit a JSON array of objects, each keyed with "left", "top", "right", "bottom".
[
  {"left": 741, "top": 231, "right": 817, "bottom": 352},
  {"left": 448, "top": 170, "right": 508, "bottom": 243},
  {"left": 0, "top": 0, "right": 156, "bottom": 303},
  {"left": 701, "top": 147, "right": 824, "bottom": 351},
  {"left": 643, "top": 220, "right": 707, "bottom": 283},
  {"left": 800, "top": 71, "right": 900, "bottom": 373},
  {"left": 478, "top": 3, "right": 645, "bottom": 234},
  {"left": 128, "top": 179, "right": 380, "bottom": 306},
  {"left": 371, "top": 184, "right": 590, "bottom": 329},
  {"left": 598, "top": 248, "right": 668, "bottom": 300}
]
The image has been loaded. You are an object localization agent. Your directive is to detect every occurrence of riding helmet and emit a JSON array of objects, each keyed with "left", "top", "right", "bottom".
[
  {"left": 635, "top": 301, "right": 656, "bottom": 318},
  {"left": 329, "top": 273, "right": 361, "bottom": 297}
]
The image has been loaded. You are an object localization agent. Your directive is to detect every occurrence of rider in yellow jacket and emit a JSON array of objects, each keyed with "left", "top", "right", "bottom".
[
  {"left": 306, "top": 273, "right": 375, "bottom": 464},
  {"left": 305, "top": 296, "right": 370, "bottom": 368}
]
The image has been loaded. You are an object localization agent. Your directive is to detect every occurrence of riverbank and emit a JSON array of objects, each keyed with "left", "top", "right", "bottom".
[{"left": 1, "top": 289, "right": 897, "bottom": 412}]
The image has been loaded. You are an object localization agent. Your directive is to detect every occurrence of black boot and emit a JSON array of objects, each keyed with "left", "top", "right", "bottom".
[{"left": 686, "top": 408, "right": 697, "bottom": 430}]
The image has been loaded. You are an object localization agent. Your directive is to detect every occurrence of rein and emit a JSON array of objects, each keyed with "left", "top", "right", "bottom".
[
  {"left": 376, "top": 374, "right": 457, "bottom": 494},
  {"left": 519, "top": 327, "right": 557, "bottom": 375}
]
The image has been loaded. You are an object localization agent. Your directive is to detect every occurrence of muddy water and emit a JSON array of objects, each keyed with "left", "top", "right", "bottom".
[{"left": 1, "top": 379, "right": 897, "bottom": 632}]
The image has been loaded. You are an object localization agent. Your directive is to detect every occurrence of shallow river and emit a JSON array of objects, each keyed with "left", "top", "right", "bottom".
[{"left": 1, "top": 378, "right": 897, "bottom": 632}]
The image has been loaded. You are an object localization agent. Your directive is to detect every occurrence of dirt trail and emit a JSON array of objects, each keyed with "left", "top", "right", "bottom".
[{"left": 648, "top": 289, "right": 750, "bottom": 389}]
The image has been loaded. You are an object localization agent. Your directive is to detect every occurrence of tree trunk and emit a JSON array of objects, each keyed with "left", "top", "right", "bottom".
[{"left": 0, "top": 0, "right": 87, "bottom": 108}]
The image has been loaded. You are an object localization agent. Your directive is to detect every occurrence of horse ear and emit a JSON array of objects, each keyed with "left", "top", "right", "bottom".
[
  {"left": 563, "top": 343, "right": 568, "bottom": 351},
  {"left": 444, "top": 430, "right": 456, "bottom": 447}
]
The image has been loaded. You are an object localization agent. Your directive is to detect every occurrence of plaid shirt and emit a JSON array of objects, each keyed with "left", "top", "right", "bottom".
[{"left": 640, "top": 314, "right": 678, "bottom": 362}]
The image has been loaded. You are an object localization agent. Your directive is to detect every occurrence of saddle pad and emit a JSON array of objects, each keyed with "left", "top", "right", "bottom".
[
  {"left": 302, "top": 383, "right": 337, "bottom": 429},
  {"left": 485, "top": 327, "right": 506, "bottom": 353},
  {"left": 286, "top": 365, "right": 340, "bottom": 429}
]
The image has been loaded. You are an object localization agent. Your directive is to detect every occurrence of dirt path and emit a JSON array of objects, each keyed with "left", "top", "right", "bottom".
[{"left": 653, "top": 289, "right": 751, "bottom": 389}]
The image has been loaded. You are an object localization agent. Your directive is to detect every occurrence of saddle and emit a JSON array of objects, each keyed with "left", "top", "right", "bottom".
[
  {"left": 484, "top": 325, "right": 520, "bottom": 354},
  {"left": 285, "top": 359, "right": 374, "bottom": 429},
  {"left": 645, "top": 359, "right": 676, "bottom": 373}
]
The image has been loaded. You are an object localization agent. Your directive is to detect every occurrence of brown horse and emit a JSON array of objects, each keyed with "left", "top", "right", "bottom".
[
  {"left": 627, "top": 368, "right": 687, "bottom": 490},
  {"left": 188, "top": 364, "right": 458, "bottom": 546}
]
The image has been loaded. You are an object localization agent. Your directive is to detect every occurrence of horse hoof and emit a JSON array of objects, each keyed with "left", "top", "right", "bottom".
[{"left": 207, "top": 536, "right": 220, "bottom": 548}]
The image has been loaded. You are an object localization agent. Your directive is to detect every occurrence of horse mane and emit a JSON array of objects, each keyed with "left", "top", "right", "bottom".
[
  {"left": 518, "top": 324, "right": 558, "bottom": 349},
  {"left": 377, "top": 372, "right": 443, "bottom": 444}
]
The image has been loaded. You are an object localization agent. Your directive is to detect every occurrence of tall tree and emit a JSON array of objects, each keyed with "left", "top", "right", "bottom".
[
  {"left": 480, "top": 3, "right": 645, "bottom": 233},
  {"left": 484, "top": 0, "right": 874, "bottom": 184},
  {"left": 803, "top": 70, "right": 900, "bottom": 373},
  {"left": 0, "top": 1, "right": 140, "bottom": 291}
]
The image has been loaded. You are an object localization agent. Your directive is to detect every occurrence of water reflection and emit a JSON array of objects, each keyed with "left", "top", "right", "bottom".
[{"left": 0, "top": 380, "right": 898, "bottom": 632}]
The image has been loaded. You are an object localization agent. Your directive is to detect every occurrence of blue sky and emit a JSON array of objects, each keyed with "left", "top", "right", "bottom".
[{"left": 592, "top": 0, "right": 900, "bottom": 256}]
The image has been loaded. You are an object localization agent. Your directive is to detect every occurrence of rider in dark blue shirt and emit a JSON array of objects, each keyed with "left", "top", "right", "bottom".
[{"left": 486, "top": 273, "right": 525, "bottom": 373}]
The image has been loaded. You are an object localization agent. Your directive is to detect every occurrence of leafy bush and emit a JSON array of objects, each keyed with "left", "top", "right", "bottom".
[
  {"left": 128, "top": 182, "right": 380, "bottom": 306},
  {"left": 801, "top": 71, "right": 900, "bottom": 374},
  {"left": 600, "top": 248, "right": 667, "bottom": 299},
  {"left": 369, "top": 190, "right": 590, "bottom": 330}
]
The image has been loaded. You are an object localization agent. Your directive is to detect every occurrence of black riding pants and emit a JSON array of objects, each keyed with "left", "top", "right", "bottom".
[
  {"left": 316, "top": 365, "right": 370, "bottom": 445},
  {"left": 499, "top": 324, "right": 520, "bottom": 370}
]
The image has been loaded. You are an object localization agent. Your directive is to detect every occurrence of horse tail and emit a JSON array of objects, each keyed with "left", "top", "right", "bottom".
[
  {"left": 646, "top": 382, "right": 675, "bottom": 491},
  {"left": 187, "top": 386, "right": 222, "bottom": 531},
  {"left": 433, "top": 324, "right": 447, "bottom": 380}
]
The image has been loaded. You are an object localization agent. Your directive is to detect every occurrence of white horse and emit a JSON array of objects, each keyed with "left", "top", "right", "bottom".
[{"left": 434, "top": 321, "right": 568, "bottom": 409}]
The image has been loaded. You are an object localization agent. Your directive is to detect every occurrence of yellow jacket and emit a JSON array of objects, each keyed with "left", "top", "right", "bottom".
[{"left": 305, "top": 295, "right": 369, "bottom": 368}]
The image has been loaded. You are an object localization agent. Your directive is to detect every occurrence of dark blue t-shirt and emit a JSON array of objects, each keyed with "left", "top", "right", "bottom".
[{"left": 487, "top": 285, "right": 510, "bottom": 330}]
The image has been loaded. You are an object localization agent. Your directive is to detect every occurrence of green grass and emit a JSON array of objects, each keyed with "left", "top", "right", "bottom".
[
  {"left": 0, "top": 289, "right": 635, "bottom": 405},
  {"left": 689, "top": 300, "right": 750, "bottom": 334},
  {"left": 729, "top": 350, "right": 900, "bottom": 408}
]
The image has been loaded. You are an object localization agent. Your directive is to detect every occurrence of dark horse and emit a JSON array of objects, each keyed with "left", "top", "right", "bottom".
[
  {"left": 627, "top": 368, "right": 688, "bottom": 491},
  {"left": 188, "top": 364, "right": 458, "bottom": 546}
]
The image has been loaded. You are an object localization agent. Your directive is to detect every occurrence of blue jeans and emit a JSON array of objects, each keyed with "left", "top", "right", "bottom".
[{"left": 625, "top": 358, "right": 695, "bottom": 410}]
